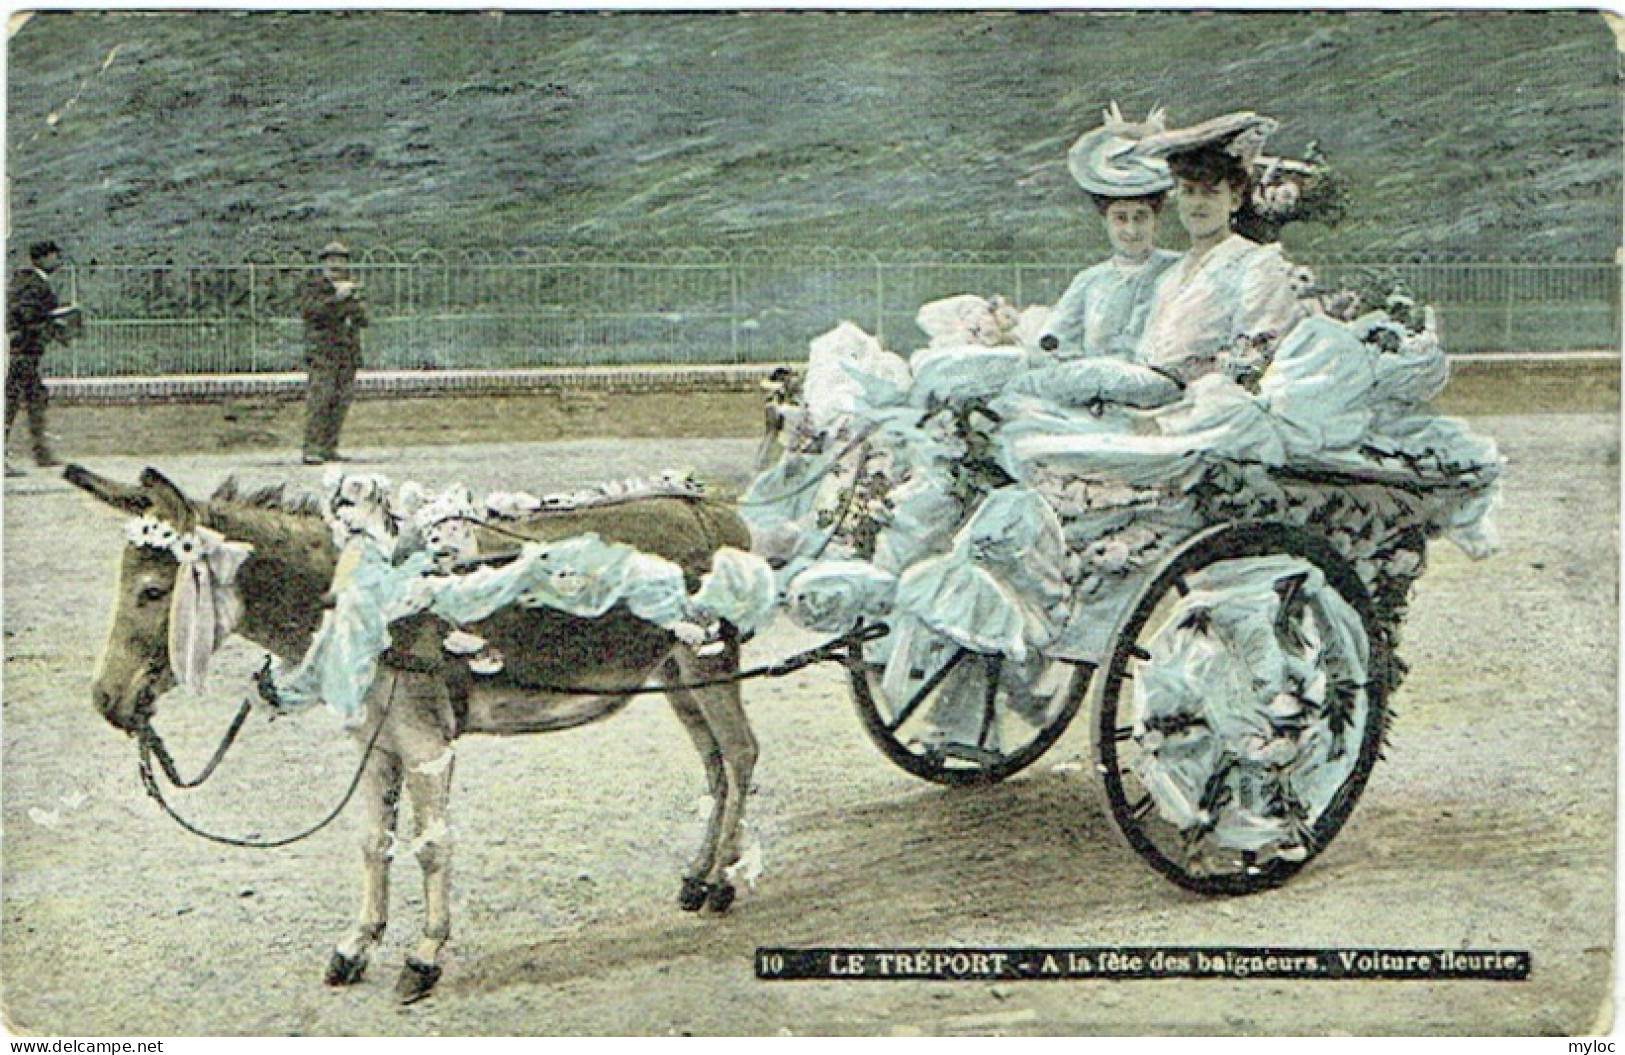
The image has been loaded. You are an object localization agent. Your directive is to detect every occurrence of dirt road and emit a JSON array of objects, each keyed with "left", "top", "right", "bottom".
[{"left": 1, "top": 415, "right": 1615, "bottom": 1036}]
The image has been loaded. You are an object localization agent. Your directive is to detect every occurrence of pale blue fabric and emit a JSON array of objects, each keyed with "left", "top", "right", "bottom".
[
  {"left": 1037, "top": 251, "right": 1180, "bottom": 361},
  {"left": 508, "top": 534, "right": 690, "bottom": 627},
  {"left": 871, "top": 465, "right": 962, "bottom": 574},
  {"left": 739, "top": 449, "right": 842, "bottom": 563},
  {"left": 907, "top": 345, "right": 1028, "bottom": 407},
  {"left": 692, "top": 547, "right": 780, "bottom": 633},
  {"left": 786, "top": 560, "right": 898, "bottom": 633},
  {"left": 1130, "top": 556, "right": 1369, "bottom": 852},
  {"left": 1001, "top": 357, "right": 1184, "bottom": 410},
  {"left": 268, "top": 536, "right": 460, "bottom": 724},
  {"left": 271, "top": 532, "right": 778, "bottom": 725},
  {"left": 889, "top": 486, "right": 1068, "bottom": 665}
]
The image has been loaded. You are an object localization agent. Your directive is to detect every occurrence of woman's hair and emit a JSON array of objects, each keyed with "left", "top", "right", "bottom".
[
  {"left": 1166, "top": 144, "right": 1252, "bottom": 198},
  {"left": 1088, "top": 191, "right": 1167, "bottom": 215}
]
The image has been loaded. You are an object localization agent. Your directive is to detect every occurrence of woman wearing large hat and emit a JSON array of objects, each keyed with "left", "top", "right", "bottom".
[
  {"left": 1131, "top": 112, "right": 1308, "bottom": 386},
  {"left": 1036, "top": 104, "right": 1182, "bottom": 361}
]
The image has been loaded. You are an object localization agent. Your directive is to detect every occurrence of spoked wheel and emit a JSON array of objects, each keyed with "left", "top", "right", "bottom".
[
  {"left": 848, "top": 630, "right": 1094, "bottom": 786},
  {"left": 1096, "top": 522, "right": 1391, "bottom": 895}
]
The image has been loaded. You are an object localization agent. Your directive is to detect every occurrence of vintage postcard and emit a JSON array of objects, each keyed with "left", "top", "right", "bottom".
[{"left": 2, "top": 8, "right": 1618, "bottom": 1039}]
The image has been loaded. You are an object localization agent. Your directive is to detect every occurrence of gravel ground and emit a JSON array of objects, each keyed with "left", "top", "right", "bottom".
[{"left": 0, "top": 414, "right": 1615, "bottom": 1036}]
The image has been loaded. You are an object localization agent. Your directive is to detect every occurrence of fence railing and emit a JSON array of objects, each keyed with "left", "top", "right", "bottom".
[{"left": 56, "top": 249, "right": 1621, "bottom": 377}]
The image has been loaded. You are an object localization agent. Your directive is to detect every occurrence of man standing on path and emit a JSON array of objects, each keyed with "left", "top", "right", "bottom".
[
  {"left": 300, "top": 241, "right": 367, "bottom": 465},
  {"left": 6, "top": 240, "right": 77, "bottom": 477}
]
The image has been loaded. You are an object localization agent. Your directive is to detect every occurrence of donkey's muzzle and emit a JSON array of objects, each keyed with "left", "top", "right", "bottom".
[{"left": 95, "top": 682, "right": 153, "bottom": 734}]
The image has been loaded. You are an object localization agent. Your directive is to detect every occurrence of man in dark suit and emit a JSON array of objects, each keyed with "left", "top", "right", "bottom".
[
  {"left": 299, "top": 241, "right": 367, "bottom": 465},
  {"left": 6, "top": 240, "right": 76, "bottom": 476}
]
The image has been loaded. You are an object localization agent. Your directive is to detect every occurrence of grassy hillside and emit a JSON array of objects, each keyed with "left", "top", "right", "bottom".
[{"left": 7, "top": 10, "right": 1621, "bottom": 263}]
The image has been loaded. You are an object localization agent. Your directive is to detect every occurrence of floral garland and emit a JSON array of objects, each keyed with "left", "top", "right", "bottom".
[
  {"left": 816, "top": 463, "right": 893, "bottom": 559},
  {"left": 124, "top": 514, "right": 214, "bottom": 563}
]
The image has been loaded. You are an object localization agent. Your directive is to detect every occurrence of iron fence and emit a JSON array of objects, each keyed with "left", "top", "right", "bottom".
[{"left": 55, "top": 248, "right": 1621, "bottom": 377}]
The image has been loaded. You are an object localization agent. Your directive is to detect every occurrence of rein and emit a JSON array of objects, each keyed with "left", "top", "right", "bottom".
[
  {"left": 135, "top": 625, "right": 883, "bottom": 848},
  {"left": 502, "top": 621, "right": 888, "bottom": 697},
  {"left": 137, "top": 676, "right": 397, "bottom": 850},
  {"left": 140, "top": 698, "right": 254, "bottom": 789},
  {"left": 732, "top": 425, "right": 879, "bottom": 509}
]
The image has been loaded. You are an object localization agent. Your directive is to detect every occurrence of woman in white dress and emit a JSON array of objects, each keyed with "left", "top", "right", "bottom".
[{"left": 1133, "top": 112, "right": 1308, "bottom": 387}]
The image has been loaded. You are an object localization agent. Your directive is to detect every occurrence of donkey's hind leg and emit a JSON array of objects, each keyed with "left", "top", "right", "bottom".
[
  {"left": 663, "top": 657, "right": 727, "bottom": 911},
  {"left": 327, "top": 722, "right": 403, "bottom": 986},
  {"left": 671, "top": 637, "right": 756, "bottom": 913}
]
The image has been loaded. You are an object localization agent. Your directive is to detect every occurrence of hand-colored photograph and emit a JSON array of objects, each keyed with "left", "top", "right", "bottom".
[{"left": 3, "top": 8, "right": 1617, "bottom": 1037}]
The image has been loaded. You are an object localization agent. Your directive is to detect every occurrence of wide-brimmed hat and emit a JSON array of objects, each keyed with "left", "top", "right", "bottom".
[
  {"left": 318, "top": 241, "right": 351, "bottom": 260},
  {"left": 1067, "top": 103, "right": 1175, "bottom": 199},
  {"left": 1133, "top": 111, "right": 1279, "bottom": 170}
]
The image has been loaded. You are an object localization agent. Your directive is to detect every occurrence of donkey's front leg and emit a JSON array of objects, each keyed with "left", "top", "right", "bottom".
[
  {"left": 327, "top": 741, "right": 402, "bottom": 986},
  {"left": 393, "top": 672, "right": 460, "bottom": 1004}
]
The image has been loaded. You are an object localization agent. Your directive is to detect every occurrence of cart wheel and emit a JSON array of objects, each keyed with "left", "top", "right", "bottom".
[
  {"left": 848, "top": 637, "right": 1094, "bottom": 787},
  {"left": 1095, "top": 522, "right": 1391, "bottom": 895}
]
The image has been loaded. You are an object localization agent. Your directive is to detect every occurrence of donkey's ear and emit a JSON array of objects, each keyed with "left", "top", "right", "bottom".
[
  {"left": 62, "top": 464, "right": 152, "bottom": 516},
  {"left": 138, "top": 467, "right": 198, "bottom": 530}
]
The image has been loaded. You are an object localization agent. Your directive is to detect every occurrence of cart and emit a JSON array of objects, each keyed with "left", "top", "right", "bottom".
[{"left": 838, "top": 452, "right": 1499, "bottom": 895}]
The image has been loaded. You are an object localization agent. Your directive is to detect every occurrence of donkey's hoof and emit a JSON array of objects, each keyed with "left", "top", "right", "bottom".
[
  {"left": 705, "top": 881, "right": 736, "bottom": 914},
  {"left": 324, "top": 950, "right": 368, "bottom": 987},
  {"left": 395, "top": 958, "right": 442, "bottom": 1004},
  {"left": 678, "top": 876, "right": 712, "bottom": 912}
]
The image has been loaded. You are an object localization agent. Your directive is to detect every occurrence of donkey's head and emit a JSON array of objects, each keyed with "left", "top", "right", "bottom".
[{"left": 66, "top": 464, "right": 202, "bottom": 733}]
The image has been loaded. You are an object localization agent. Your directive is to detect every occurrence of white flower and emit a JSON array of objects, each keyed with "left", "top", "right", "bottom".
[
  {"left": 123, "top": 515, "right": 185, "bottom": 555},
  {"left": 171, "top": 532, "right": 203, "bottom": 563},
  {"left": 123, "top": 517, "right": 153, "bottom": 547}
]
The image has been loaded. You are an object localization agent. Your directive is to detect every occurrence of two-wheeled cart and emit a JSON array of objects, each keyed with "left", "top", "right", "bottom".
[{"left": 842, "top": 456, "right": 1497, "bottom": 895}]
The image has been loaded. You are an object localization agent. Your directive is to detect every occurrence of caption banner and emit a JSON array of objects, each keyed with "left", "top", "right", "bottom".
[{"left": 755, "top": 947, "right": 1529, "bottom": 981}]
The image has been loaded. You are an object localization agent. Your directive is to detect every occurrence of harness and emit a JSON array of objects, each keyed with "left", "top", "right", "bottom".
[
  {"left": 126, "top": 481, "right": 879, "bottom": 848},
  {"left": 134, "top": 623, "right": 884, "bottom": 849}
]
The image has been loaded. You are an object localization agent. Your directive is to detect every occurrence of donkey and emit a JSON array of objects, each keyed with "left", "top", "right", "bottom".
[{"left": 67, "top": 464, "right": 759, "bottom": 1003}]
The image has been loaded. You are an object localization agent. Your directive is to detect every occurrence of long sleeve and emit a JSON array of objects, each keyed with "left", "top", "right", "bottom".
[
  {"left": 8, "top": 272, "right": 61, "bottom": 352},
  {"left": 1234, "top": 243, "right": 1307, "bottom": 344},
  {"left": 300, "top": 276, "right": 367, "bottom": 356},
  {"left": 1039, "top": 268, "right": 1100, "bottom": 359}
]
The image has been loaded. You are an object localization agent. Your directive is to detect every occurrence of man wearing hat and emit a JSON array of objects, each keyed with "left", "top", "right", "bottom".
[
  {"left": 6, "top": 239, "right": 78, "bottom": 476},
  {"left": 299, "top": 241, "right": 368, "bottom": 465},
  {"left": 1037, "top": 105, "right": 1182, "bottom": 361}
]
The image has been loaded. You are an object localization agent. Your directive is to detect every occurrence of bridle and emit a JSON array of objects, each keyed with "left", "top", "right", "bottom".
[{"left": 135, "top": 677, "right": 396, "bottom": 850}]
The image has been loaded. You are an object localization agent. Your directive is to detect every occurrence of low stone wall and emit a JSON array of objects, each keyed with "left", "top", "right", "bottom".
[{"left": 46, "top": 364, "right": 784, "bottom": 405}]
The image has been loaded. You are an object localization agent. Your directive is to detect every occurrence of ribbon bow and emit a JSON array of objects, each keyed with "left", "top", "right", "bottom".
[{"left": 167, "top": 525, "right": 255, "bottom": 689}]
